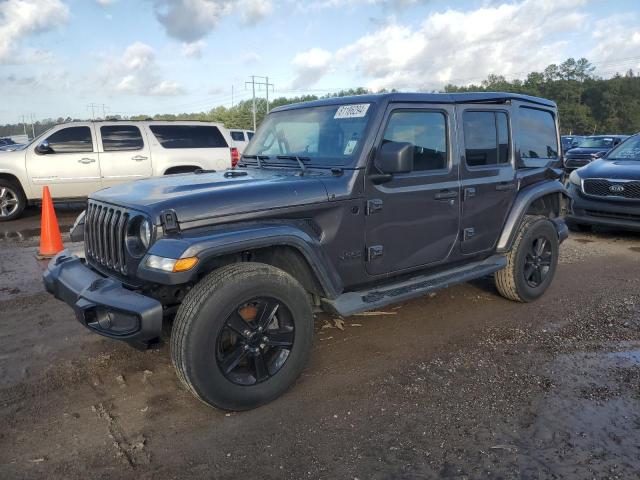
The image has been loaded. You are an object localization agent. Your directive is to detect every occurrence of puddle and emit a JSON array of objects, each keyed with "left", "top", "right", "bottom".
[
  {"left": 608, "top": 349, "right": 640, "bottom": 365},
  {"left": 629, "top": 246, "right": 640, "bottom": 253},
  {"left": 0, "top": 225, "right": 72, "bottom": 242}
]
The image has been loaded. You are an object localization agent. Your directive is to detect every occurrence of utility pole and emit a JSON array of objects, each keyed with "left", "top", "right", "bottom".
[
  {"left": 245, "top": 76, "right": 274, "bottom": 131},
  {"left": 87, "top": 103, "right": 108, "bottom": 120},
  {"left": 30, "top": 114, "right": 35, "bottom": 139},
  {"left": 21, "top": 116, "right": 27, "bottom": 137},
  {"left": 231, "top": 85, "right": 234, "bottom": 108}
]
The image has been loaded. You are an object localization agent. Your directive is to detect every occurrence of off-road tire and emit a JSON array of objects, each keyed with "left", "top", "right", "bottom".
[
  {"left": 495, "top": 215, "right": 559, "bottom": 303},
  {"left": 171, "top": 262, "right": 314, "bottom": 411},
  {"left": 0, "top": 178, "right": 27, "bottom": 222}
]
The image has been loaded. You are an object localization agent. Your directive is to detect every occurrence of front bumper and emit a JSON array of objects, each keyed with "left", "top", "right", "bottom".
[
  {"left": 43, "top": 251, "right": 163, "bottom": 349},
  {"left": 566, "top": 183, "right": 640, "bottom": 232}
]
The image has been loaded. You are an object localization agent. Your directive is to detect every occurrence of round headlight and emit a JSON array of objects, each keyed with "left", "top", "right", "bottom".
[{"left": 139, "top": 218, "right": 152, "bottom": 249}]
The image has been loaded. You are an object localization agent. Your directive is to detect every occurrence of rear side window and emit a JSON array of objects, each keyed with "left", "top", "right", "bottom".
[
  {"left": 382, "top": 110, "right": 448, "bottom": 171},
  {"left": 100, "top": 125, "right": 143, "bottom": 151},
  {"left": 149, "top": 125, "right": 229, "bottom": 149},
  {"left": 517, "top": 107, "right": 558, "bottom": 159},
  {"left": 463, "top": 111, "right": 510, "bottom": 167},
  {"left": 247, "top": 131, "right": 254, "bottom": 140},
  {"left": 230, "top": 131, "right": 245, "bottom": 142},
  {"left": 45, "top": 126, "right": 93, "bottom": 153}
]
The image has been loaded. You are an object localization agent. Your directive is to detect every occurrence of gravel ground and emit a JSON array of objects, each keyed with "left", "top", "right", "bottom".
[{"left": 1, "top": 215, "right": 639, "bottom": 479}]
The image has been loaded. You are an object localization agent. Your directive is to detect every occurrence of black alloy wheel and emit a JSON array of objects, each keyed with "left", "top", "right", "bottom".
[
  {"left": 523, "top": 236, "right": 553, "bottom": 288},
  {"left": 216, "top": 298, "right": 295, "bottom": 386}
]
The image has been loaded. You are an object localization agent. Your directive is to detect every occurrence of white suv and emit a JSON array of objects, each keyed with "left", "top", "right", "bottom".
[
  {"left": 229, "top": 129, "right": 254, "bottom": 153},
  {"left": 0, "top": 121, "right": 240, "bottom": 221}
]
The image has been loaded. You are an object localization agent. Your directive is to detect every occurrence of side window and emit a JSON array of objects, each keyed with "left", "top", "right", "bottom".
[
  {"left": 517, "top": 107, "right": 558, "bottom": 159},
  {"left": 45, "top": 126, "right": 93, "bottom": 154},
  {"left": 230, "top": 131, "right": 245, "bottom": 142},
  {"left": 463, "top": 111, "right": 510, "bottom": 167},
  {"left": 100, "top": 125, "right": 143, "bottom": 152},
  {"left": 382, "top": 111, "right": 447, "bottom": 171},
  {"left": 149, "top": 125, "right": 229, "bottom": 149}
]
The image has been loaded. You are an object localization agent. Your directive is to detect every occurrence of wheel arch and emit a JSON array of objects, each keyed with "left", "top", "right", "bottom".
[
  {"left": 139, "top": 224, "right": 343, "bottom": 299},
  {"left": 0, "top": 172, "right": 27, "bottom": 196},
  {"left": 496, "top": 180, "right": 569, "bottom": 253}
]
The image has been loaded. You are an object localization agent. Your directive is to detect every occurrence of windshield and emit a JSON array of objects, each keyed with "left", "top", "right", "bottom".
[
  {"left": 607, "top": 136, "right": 640, "bottom": 160},
  {"left": 577, "top": 136, "right": 616, "bottom": 148},
  {"left": 244, "top": 103, "right": 374, "bottom": 165}
]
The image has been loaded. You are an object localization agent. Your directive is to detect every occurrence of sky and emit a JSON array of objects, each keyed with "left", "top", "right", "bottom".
[{"left": 0, "top": 0, "right": 639, "bottom": 124}]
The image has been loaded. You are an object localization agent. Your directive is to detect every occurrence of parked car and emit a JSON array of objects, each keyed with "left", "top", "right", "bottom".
[
  {"left": 44, "top": 92, "right": 568, "bottom": 410},
  {"left": 0, "top": 121, "right": 238, "bottom": 221},
  {"left": 566, "top": 133, "right": 640, "bottom": 232},
  {"left": 0, "top": 138, "right": 16, "bottom": 147},
  {"left": 229, "top": 129, "right": 254, "bottom": 153},
  {"left": 561, "top": 135, "right": 584, "bottom": 153},
  {"left": 563, "top": 135, "right": 628, "bottom": 172}
]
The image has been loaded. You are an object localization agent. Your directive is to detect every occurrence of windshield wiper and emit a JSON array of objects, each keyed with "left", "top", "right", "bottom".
[
  {"left": 241, "top": 154, "right": 270, "bottom": 168},
  {"left": 276, "top": 155, "right": 311, "bottom": 176}
]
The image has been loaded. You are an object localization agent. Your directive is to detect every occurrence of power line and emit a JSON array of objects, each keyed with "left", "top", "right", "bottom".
[{"left": 245, "top": 75, "right": 274, "bottom": 131}]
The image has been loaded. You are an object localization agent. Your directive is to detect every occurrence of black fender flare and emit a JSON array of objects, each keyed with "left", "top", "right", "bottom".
[
  {"left": 138, "top": 222, "right": 343, "bottom": 298},
  {"left": 496, "top": 180, "right": 569, "bottom": 252}
]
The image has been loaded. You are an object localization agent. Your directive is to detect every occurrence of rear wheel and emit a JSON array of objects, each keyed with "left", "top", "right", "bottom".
[
  {"left": 171, "top": 263, "right": 314, "bottom": 410},
  {"left": 495, "top": 216, "right": 559, "bottom": 302},
  {"left": 0, "top": 179, "right": 26, "bottom": 222}
]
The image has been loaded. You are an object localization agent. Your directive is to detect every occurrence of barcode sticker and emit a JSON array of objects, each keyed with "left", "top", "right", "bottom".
[{"left": 334, "top": 104, "right": 370, "bottom": 119}]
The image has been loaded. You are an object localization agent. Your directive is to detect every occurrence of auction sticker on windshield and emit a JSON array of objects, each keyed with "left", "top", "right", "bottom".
[{"left": 334, "top": 104, "right": 370, "bottom": 119}]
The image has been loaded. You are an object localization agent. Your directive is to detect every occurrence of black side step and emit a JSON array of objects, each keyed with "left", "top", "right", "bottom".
[{"left": 322, "top": 254, "right": 507, "bottom": 317}]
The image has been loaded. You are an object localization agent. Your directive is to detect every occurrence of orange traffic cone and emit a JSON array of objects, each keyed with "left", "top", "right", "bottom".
[{"left": 38, "top": 186, "right": 64, "bottom": 258}]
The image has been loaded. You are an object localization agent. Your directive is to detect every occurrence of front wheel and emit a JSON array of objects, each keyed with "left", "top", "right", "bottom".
[
  {"left": 171, "top": 263, "right": 314, "bottom": 410},
  {"left": 495, "top": 216, "right": 559, "bottom": 302},
  {"left": 0, "top": 179, "right": 26, "bottom": 222}
]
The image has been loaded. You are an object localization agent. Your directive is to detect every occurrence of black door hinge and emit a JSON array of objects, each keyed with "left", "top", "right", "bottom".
[
  {"left": 464, "top": 187, "right": 476, "bottom": 201},
  {"left": 367, "top": 245, "right": 384, "bottom": 261},
  {"left": 366, "top": 199, "right": 383, "bottom": 215},
  {"left": 463, "top": 228, "right": 475, "bottom": 241}
]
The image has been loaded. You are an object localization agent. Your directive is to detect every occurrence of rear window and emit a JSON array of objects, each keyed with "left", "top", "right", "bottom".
[
  {"left": 517, "top": 107, "right": 558, "bottom": 159},
  {"left": 463, "top": 111, "right": 510, "bottom": 167},
  {"left": 230, "top": 131, "right": 245, "bottom": 142},
  {"left": 100, "top": 125, "right": 143, "bottom": 151},
  {"left": 149, "top": 125, "right": 228, "bottom": 149}
]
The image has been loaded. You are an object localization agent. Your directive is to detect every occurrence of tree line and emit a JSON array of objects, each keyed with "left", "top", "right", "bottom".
[{"left": 2, "top": 58, "right": 639, "bottom": 139}]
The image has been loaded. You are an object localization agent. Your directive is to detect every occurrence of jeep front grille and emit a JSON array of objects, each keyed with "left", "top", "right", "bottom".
[
  {"left": 85, "top": 200, "right": 130, "bottom": 274},
  {"left": 583, "top": 179, "right": 640, "bottom": 200}
]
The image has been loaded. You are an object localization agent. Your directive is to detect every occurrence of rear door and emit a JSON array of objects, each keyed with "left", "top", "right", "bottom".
[
  {"left": 97, "top": 123, "right": 152, "bottom": 188},
  {"left": 457, "top": 107, "right": 516, "bottom": 254},
  {"left": 26, "top": 124, "right": 101, "bottom": 198},
  {"left": 364, "top": 103, "right": 460, "bottom": 275}
]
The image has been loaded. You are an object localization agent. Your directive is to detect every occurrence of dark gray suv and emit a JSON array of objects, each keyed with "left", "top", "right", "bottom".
[{"left": 44, "top": 93, "right": 569, "bottom": 410}]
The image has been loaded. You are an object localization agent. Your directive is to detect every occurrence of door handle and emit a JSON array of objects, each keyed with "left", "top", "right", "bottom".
[
  {"left": 78, "top": 158, "right": 96, "bottom": 164},
  {"left": 496, "top": 182, "right": 515, "bottom": 191},
  {"left": 434, "top": 190, "right": 458, "bottom": 200},
  {"left": 132, "top": 155, "right": 148, "bottom": 161}
]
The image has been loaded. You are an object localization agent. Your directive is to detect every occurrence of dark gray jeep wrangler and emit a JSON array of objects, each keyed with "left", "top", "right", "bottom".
[{"left": 44, "top": 93, "right": 569, "bottom": 410}]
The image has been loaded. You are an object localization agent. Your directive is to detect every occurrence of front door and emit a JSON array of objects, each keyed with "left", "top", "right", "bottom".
[
  {"left": 26, "top": 124, "right": 101, "bottom": 199},
  {"left": 457, "top": 107, "right": 516, "bottom": 254},
  {"left": 97, "top": 123, "right": 152, "bottom": 189},
  {"left": 365, "top": 104, "right": 460, "bottom": 276}
]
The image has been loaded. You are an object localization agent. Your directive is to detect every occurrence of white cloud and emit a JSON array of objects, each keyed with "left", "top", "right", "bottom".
[
  {"left": 291, "top": 0, "right": 589, "bottom": 91},
  {"left": 100, "top": 42, "right": 185, "bottom": 96},
  {"left": 242, "top": 51, "right": 261, "bottom": 64},
  {"left": 152, "top": 0, "right": 272, "bottom": 43},
  {"left": 96, "top": 0, "right": 115, "bottom": 6},
  {"left": 182, "top": 40, "right": 205, "bottom": 58},
  {"left": 290, "top": 48, "right": 333, "bottom": 88},
  {"left": 588, "top": 13, "right": 640, "bottom": 75},
  {"left": 0, "top": 0, "right": 69, "bottom": 64}
]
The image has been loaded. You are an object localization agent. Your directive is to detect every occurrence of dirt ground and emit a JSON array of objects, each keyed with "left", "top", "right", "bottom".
[{"left": 1, "top": 208, "right": 640, "bottom": 479}]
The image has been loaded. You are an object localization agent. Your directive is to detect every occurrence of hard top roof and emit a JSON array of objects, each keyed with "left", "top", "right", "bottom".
[{"left": 272, "top": 92, "right": 556, "bottom": 113}]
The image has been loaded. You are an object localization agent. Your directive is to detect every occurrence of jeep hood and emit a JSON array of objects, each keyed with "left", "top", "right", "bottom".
[
  {"left": 91, "top": 169, "right": 329, "bottom": 224},
  {"left": 578, "top": 158, "right": 640, "bottom": 180},
  {"left": 566, "top": 147, "right": 609, "bottom": 156}
]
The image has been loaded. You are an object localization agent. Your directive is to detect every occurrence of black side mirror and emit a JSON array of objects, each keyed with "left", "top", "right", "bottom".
[
  {"left": 36, "top": 140, "right": 52, "bottom": 154},
  {"left": 375, "top": 141, "right": 414, "bottom": 174}
]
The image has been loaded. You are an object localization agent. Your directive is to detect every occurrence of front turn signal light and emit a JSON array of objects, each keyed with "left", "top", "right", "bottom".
[{"left": 173, "top": 257, "right": 199, "bottom": 272}]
